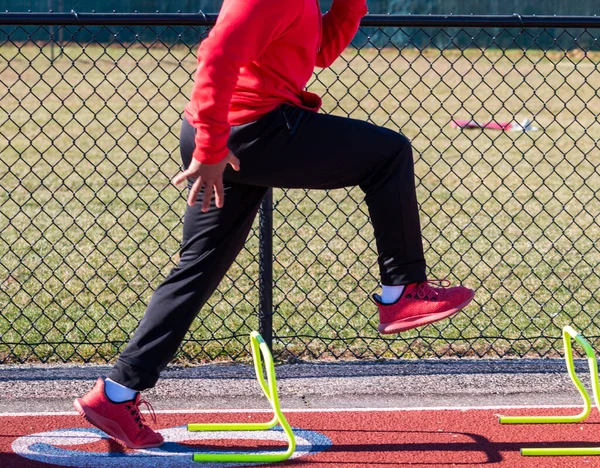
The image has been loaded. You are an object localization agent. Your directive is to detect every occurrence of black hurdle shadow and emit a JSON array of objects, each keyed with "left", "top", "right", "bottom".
[{"left": 259, "top": 428, "right": 600, "bottom": 466}]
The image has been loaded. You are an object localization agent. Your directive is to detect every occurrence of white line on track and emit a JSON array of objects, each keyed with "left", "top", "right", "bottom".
[{"left": 0, "top": 404, "right": 584, "bottom": 417}]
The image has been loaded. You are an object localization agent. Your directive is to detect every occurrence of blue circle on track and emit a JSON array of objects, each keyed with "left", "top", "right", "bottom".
[{"left": 12, "top": 425, "right": 332, "bottom": 467}]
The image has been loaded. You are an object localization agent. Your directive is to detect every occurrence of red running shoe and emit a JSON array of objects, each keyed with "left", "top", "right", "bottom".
[
  {"left": 74, "top": 378, "right": 163, "bottom": 449},
  {"left": 374, "top": 280, "right": 474, "bottom": 334}
]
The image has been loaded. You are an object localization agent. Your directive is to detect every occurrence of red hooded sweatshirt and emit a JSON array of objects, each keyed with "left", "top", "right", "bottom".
[{"left": 184, "top": 0, "right": 368, "bottom": 164}]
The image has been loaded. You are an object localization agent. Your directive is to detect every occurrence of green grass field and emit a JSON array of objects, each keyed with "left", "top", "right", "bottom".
[{"left": 0, "top": 43, "right": 599, "bottom": 363}]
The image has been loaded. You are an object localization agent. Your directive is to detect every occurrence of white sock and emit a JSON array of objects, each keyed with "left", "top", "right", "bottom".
[
  {"left": 381, "top": 285, "right": 405, "bottom": 304},
  {"left": 104, "top": 378, "right": 138, "bottom": 403}
]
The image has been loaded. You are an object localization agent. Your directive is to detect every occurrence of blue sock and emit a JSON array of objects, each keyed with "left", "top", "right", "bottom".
[
  {"left": 104, "top": 378, "right": 138, "bottom": 403},
  {"left": 381, "top": 285, "right": 405, "bottom": 304}
]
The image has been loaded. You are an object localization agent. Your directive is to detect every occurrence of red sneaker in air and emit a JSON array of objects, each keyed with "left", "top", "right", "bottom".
[
  {"left": 374, "top": 280, "right": 474, "bottom": 334},
  {"left": 74, "top": 378, "right": 163, "bottom": 449}
]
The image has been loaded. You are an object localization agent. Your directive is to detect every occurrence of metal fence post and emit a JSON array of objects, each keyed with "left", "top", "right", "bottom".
[
  {"left": 58, "top": 0, "right": 64, "bottom": 47},
  {"left": 259, "top": 188, "right": 274, "bottom": 352},
  {"left": 48, "top": 0, "right": 54, "bottom": 60}
]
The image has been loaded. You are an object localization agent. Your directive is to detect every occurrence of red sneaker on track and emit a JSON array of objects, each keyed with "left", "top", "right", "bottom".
[
  {"left": 374, "top": 280, "right": 474, "bottom": 334},
  {"left": 74, "top": 378, "right": 163, "bottom": 449}
]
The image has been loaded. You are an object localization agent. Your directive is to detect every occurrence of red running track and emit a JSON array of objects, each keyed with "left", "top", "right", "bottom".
[{"left": 2, "top": 407, "right": 600, "bottom": 467}]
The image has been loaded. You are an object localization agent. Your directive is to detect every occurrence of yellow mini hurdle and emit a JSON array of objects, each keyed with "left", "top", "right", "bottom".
[
  {"left": 188, "top": 331, "right": 296, "bottom": 463},
  {"left": 499, "top": 326, "right": 600, "bottom": 456}
]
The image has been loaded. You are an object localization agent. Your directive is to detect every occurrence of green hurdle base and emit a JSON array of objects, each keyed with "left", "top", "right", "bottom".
[
  {"left": 499, "top": 326, "right": 600, "bottom": 456},
  {"left": 188, "top": 331, "right": 296, "bottom": 463}
]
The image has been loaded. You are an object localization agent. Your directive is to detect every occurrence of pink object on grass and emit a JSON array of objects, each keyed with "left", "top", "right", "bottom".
[{"left": 451, "top": 118, "right": 538, "bottom": 132}]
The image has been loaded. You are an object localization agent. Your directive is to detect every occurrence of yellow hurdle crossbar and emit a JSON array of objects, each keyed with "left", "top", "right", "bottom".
[
  {"left": 498, "top": 325, "right": 600, "bottom": 456},
  {"left": 188, "top": 331, "right": 296, "bottom": 463}
]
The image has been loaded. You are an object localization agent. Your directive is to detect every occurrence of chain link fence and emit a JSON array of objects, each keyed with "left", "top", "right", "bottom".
[{"left": 0, "top": 13, "right": 599, "bottom": 364}]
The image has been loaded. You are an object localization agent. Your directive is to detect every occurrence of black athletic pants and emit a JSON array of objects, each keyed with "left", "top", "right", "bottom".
[{"left": 108, "top": 105, "right": 426, "bottom": 390}]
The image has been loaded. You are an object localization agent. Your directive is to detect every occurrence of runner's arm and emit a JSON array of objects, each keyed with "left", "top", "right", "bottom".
[
  {"left": 316, "top": 0, "right": 368, "bottom": 68},
  {"left": 188, "top": 0, "right": 295, "bottom": 164}
]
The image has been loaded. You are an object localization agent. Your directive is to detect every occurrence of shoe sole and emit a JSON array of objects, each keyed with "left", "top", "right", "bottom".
[
  {"left": 378, "top": 291, "right": 475, "bottom": 334},
  {"left": 73, "top": 398, "right": 163, "bottom": 449}
]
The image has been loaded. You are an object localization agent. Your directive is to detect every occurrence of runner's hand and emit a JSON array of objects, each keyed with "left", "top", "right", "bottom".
[{"left": 172, "top": 152, "right": 241, "bottom": 211}]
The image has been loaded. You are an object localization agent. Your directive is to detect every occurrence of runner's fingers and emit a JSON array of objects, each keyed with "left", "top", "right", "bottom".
[
  {"left": 228, "top": 154, "right": 241, "bottom": 171},
  {"left": 188, "top": 176, "right": 203, "bottom": 207},
  {"left": 172, "top": 169, "right": 192, "bottom": 187},
  {"left": 214, "top": 180, "right": 225, "bottom": 208},
  {"left": 202, "top": 183, "right": 214, "bottom": 213}
]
